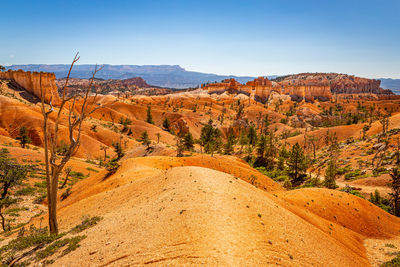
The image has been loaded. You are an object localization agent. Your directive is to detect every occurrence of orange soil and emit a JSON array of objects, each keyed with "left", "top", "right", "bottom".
[{"left": 29, "top": 156, "right": 400, "bottom": 266}]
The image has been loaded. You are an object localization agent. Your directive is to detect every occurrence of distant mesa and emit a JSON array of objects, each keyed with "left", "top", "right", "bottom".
[{"left": 5, "top": 64, "right": 256, "bottom": 89}]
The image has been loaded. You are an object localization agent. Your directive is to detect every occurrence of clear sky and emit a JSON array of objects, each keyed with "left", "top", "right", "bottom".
[{"left": 1, "top": 0, "right": 399, "bottom": 78}]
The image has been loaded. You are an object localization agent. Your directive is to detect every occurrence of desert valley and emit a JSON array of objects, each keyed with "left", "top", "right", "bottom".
[
  {"left": 0, "top": 64, "right": 399, "bottom": 266},
  {"left": 1, "top": 1, "right": 400, "bottom": 266}
]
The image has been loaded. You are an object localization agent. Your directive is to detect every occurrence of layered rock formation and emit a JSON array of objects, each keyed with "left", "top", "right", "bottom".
[
  {"left": 204, "top": 78, "right": 241, "bottom": 94},
  {"left": 242, "top": 77, "right": 282, "bottom": 101},
  {"left": 279, "top": 73, "right": 390, "bottom": 95},
  {"left": 204, "top": 77, "right": 282, "bottom": 101},
  {"left": 0, "top": 70, "right": 59, "bottom": 103},
  {"left": 203, "top": 73, "right": 394, "bottom": 102},
  {"left": 279, "top": 80, "right": 332, "bottom": 101}
]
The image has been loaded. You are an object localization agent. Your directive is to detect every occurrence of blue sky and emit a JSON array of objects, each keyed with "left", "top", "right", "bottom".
[{"left": 1, "top": 0, "right": 399, "bottom": 78}]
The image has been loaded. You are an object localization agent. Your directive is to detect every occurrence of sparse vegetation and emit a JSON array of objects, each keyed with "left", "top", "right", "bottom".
[{"left": 16, "top": 127, "right": 31, "bottom": 149}]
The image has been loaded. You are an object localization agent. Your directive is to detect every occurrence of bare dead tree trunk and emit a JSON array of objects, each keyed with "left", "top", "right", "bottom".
[
  {"left": 100, "top": 145, "right": 109, "bottom": 161},
  {"left": 0, "top": 207, "right": 6, "bottom": 231},
  {"left": 59, "top": 167, "right": 72, "bottom": 189},
  {"left": 40, "top": 53, "right": 103, "bottom": 234}
]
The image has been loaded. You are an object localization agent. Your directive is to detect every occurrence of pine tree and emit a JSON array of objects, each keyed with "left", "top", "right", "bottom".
[
  {"left": 247, "top": 124, "right": 257, "bottom": 147},
  {"left": 389, "top": 167, "right": 400, "bottom": 216},
  {"left": 239, "top": 129, "right": 249, "bottom": 153},
  {"left": 287, "top": 143, "right": 308, "bottom": 186},
  {"left": 224, "top": 129, "right": 236, "bottom": 155},
  {"left": 162, "top": 117, "right": 171, "bottom": 132},
  {"left": 156, "top": 133, "right": 161, "bottom": 144},
  {"left": 278, "top": 146, "right": 289, "bottom": 170},
  {"left": 324, "top": 133, "right": 339, "bottom": 189},
  {"left": 263, "top": 114, "right": 270, "bottom": 134},
  {"left": 146, "top": 105, "right": 154, "bottom": 124},
  {"left": 199, "top": 120, "right": 222, "bottom": 155},
  {"left": 236, "top": 103, "right": 244, "bottom": 120},
  {"left": 112, "top": 141, "right": 124, "bottom": 160},
  {"left": 183, "top": 132, "right": 194, "bottom": 151},
  {"left": 16, "top": 127, "right": 31, "bottom": 148},
  {"left": 139, "top": 131, "right": 151, "bottom": 149},
  {"left": 0, "top": 149, "right": 28, "bottom": 230},
  {"left": 256, "top": 134, "right": 267, "bottom": 158},
  {"left": 244, "top": 143, "right": 253, "bottom": 162},
  {"left": 324, "top": 159, "right": 338, "bottom": 189}
]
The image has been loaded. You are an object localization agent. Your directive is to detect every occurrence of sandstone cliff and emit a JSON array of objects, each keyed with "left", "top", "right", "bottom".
[
  {"left": 203, "top": 78, "right": 241, "bottom": 94},
  {"left": 0, "top": 70, "right": 60, "bottom": 103},
  {"left": 278, "top": 73, "right": 390, "bottom": 95},
  {"left": 202, "top": 73, "right": 394, "bottom": 102}
]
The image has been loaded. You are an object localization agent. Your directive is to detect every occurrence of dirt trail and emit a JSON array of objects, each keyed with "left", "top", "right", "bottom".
[{"left": 337, "top": 180, "right": 391, "bottom": 196}]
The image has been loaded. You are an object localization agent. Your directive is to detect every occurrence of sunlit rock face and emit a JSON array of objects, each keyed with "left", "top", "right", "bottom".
[
  {"left": 0, "top": 70, "right": 60, "bottom": 103},
  {"left": 202, "top": 73, "right": 394, "bottom": 102}
]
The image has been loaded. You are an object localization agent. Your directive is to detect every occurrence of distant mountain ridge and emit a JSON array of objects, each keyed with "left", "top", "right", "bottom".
[
  {"left": 379, "top": 78, "right": 400, "bottom": 95},
  {"left": 6, "top": 64, "right": 257, "bottom": 89},
  {"left": 6, "top": 64, "right": 399, "bottom": 93}
]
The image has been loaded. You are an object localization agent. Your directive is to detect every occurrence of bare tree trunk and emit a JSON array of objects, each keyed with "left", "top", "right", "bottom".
[
  {"left": 59, "top": 168, "right": 71, "bottom": 189},
  {"left": 0, "top": 209, "right": 5, "bottom": 231},
  {"left": 40, "top": 54, "right": 104, "bottom": 235},
  {"left": 49, "top": 167, "right": 60, "bottom": 234}
]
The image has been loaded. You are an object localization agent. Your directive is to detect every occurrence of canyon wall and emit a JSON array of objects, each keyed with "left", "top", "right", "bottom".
[
  {"left": 280, "top": 73, "right": 390, "bottom": 95},
  {"left": 279, "top": 79, "right": 332, "bottom": 101},
  {"left": 203, "top": 78, "right": 241, "bottom": 94},
  {"left": 203, "top": 73, "right": 393, "bottom": 102},
  {"left": 204, "top": 76, "right": 331, "bottom": 102},
  {"left": 242, "top": 77, "right": 281, "bottom": 101},
  {"left": 0, "top": 70, "right": 60, "bottom": 103},
  {"left": 330, "top": 76, "right": 382, "bottom": 94}
]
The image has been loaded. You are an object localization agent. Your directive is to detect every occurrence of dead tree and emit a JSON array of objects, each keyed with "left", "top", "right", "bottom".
[
  {"left": 109, "top": 111, "right": 115, "bottom": 126},
  {"left": 59, "top": 166, "right": 72, "bottom": 189},
  {"left": 156, "top": 133, "right": 161, "bottom": 144},
  {"left": 396, "top": 137, "right": 400, "bottom": 165},
  {"left": 100, "top": 145, "right": 109, "bottom": 161},
  {"left": 307, "top": 134, "right": 320, "bottom": 161},
  {"left": 40, "top": 53, "right": 103, "bottom": 234}
]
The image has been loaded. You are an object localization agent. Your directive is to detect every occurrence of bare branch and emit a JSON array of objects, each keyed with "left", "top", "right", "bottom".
[{"left": 61, "top": 52, "right": 80, "bottom": 100}]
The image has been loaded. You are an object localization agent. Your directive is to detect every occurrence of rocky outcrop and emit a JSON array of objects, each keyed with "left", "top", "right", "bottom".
[
  {"left": 279, "top": 73, "right": 391, "bottom": 95},
  {"left": 0, "top": 70, "right": 59, "bottom": 103},
  {"left": 204, "top": 78, "right": 241, "bottom": 94},
  {"left": 267, "top": 91, "right": 291, "bottom": 105},
  {"left": 204, "top": 77, "right": 282, "bottom": 102},
  {"left": 203, "top": 76, "right": 330, "bottom": 102},
  {"left": 203, "top": 73, "right": 394, "bottom": 102},
  {"left": 242, "top": 77, "right": 281, "bottom": 101}
]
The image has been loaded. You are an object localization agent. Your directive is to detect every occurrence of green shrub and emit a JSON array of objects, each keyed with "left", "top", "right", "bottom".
[
  {"left": 344, "top": 169, "right": 366, "bottom": 180},
  {"left": 70, "top": 216, "right": 102, "bottom": 234},
  {"left": 16, "top": 186, "right": 36, "bottom": 196},
  {"left": 381, "top": 254, "right": 400, "bottom": 267}
]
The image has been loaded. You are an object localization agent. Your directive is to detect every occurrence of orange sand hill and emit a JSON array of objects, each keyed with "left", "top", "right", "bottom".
[
  {"left": 286, "top": 111, "right": 400, "bottom": 147},
  {"left": 1, "top": 75, "right": 400, "bottom": 265},
  {"left": 27, "top": 155, "right": 400, "bottom": 266},
  {"left": 0, "top": 95, "right": 138, "bottom": 159}
]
